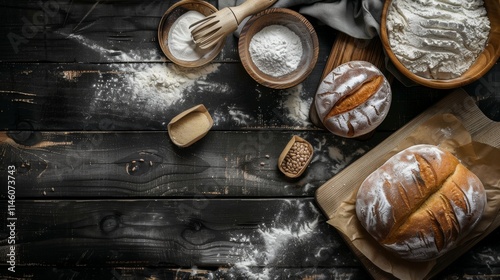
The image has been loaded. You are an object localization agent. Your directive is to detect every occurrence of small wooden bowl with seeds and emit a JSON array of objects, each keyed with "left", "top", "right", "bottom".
[{"left": 278, "top": 136, "right": 313, "bottom": 178}]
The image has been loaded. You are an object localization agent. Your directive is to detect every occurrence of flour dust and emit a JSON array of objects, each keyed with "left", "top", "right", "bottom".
[
  {"left": 311, "top": 135, "right": 367, "bottom": 173},
  {"left": 281, "top": 85, "right": 313, "bottom": 127},
  {"left": 61, "top": 33, "right": 228, "bottom": 118},
  {"left": 223, "top": 200, "right": 340, "bottom": 280},
  {"left": 228, "top": 106, "right": 253, "bottom": 126},
  {"left": 208, "top": 85, "right": 312, "bottom": 128},
  {"left": 60, "top": 33, "right": 317, "bottom": 128},
  {"left": 91, "top": 63, "right": 221, "bottom": 113},
  {"left": 65, "top": 33, "right": 163, "bottom": 62}
]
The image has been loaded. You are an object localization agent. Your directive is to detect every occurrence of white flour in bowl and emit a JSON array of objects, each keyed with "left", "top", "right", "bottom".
[
  {"left": 168, "top": 10, "right": 212, "bottom": 61},
  {"left": 386, "top": 0, "right": 490, "bottom": 80},
  {"left": 249, "top": 25, "right": 303, "bottom": 77}
]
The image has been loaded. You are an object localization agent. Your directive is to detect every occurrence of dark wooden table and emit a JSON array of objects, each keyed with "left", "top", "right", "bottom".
[{"left": 1, "top": 1, "right": 499, "bottom": 279}]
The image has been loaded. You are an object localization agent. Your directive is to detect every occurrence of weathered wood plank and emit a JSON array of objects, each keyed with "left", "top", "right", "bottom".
[
  {"left": 4, "top": 266, "right": 500, "bottom": 280},
  {"left": 0, "top": 0, "right": 210, "bottom": 63},
  {"left": 0, "top": 62, "right": 445, "bottom": 131},
  {"left": 0, "top": 267, "right": 372, "bottom": 280},
  {"left": 436, "top": 225, "right": 500, "bottom": 272},
  {"left": 0, "top": 199, "right": 360, "bottom": 268},
  {"left": 0, "top": 0, "right": 335, "bottom": 64},
  {"left": 1, "top": 199, "right": 500, "bottom": 278},
  {"left": 0, "top": 62, "right": 323, "bottom": 130},
  {"left": 0, "top": 130, "right": 388, "bottom": 198},
  {"left": 463, "top": 62, "right": 500, "bottom": 122}
]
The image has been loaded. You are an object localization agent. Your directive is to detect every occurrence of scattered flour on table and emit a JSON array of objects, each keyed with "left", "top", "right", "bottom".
[
  {"left": 61, "top": 32, "right": 312, "bottom": 128},
  {"left": 212, "top": 85, "right": 312, "bottom": 127},
  {"left": 210, "top": 109, "right": 226, "bottom": 125},
  {"left": 90, "top": 63, "right": 221, "bottom": 112},
  {"left": 227, "top": 106, "right": 253, "bottom": 126},
  {"left": 61, "top": 33, "right": 226, "bottom": 115},
  {"left": 282, "top": 85, "right": 312, "bottom": 127},
  {"left": 66, "top": 34, "right": 163, "bottom": 62},
  {"left": 225, "top": 200, "right": 328, "bottom": 280},
  {"left": 311, "top": 135, "right": 367, "bottom": 173}
]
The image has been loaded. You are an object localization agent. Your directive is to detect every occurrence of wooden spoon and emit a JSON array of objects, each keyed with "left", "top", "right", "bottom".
[{"left": 190, "top": 0, "right": 278, "bottom": 49}]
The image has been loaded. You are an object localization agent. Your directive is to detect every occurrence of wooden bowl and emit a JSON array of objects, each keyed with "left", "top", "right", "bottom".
[
  {"left": 380, "top": 0, "right": 500, "bottom": 89},
  {"left": 158, "top": 0, "right": 224, "bottom": 68},
  {"left": 238, "top": 8, "right": 319, "bottom": 89},
  {"left": 168, "top": 104, "right": 214, "bottom": 147}
]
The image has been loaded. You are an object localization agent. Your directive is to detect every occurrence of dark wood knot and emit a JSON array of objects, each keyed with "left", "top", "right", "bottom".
[{"left": 100, "top": 215, "right": 120, "bottom": 234}]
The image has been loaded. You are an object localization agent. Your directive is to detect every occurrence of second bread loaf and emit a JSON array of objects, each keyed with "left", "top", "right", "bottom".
[{"left": 355, "top": 144, "right": 486, "bottom": 261}]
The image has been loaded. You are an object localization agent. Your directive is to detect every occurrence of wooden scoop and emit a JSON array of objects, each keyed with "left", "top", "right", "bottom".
[{"left": 190, "top": 0, "right": 278, "bottom": 49}]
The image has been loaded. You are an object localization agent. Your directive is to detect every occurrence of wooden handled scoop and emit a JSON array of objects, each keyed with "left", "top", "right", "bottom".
[{"left": 190, "top": 0, "right": 278, "bottom": 49}]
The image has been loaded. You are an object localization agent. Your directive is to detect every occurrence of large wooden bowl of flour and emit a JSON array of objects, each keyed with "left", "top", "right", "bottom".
[
  {"left": 238, "top": 8, "right": 319, "bottom": 89},
  {"left": 380, "top": 0, "right": 500, "bottom": 89}
]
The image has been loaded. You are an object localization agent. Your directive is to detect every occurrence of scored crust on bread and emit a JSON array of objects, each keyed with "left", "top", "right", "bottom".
[
  {"left": 315, "top": 61, "right": 391, "bottom": 138},
  {"left": 355, "top": 144, "right": 486, "bottom": 261},
  {"left": 325, "top": 75, "right": 385, "bottom": 117}
]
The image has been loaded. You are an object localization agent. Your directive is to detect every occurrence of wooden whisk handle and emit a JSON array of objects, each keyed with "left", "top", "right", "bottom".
[{"left": 229, "top": 0, "right": 278, "bottom": 24}]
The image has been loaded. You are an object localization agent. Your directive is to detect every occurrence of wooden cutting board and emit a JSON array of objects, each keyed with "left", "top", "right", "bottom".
[
  {"left": 315, "top": 88, "right": 500, "bottom": 279},
  {"left": 320, "top": 32, "right": 391, "bottom": 81}
]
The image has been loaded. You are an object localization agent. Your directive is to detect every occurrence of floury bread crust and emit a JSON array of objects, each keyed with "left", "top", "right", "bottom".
[
  {"left": 315, "top": 61, "right": 391, "bottom": 138},
  {"left": 356, "top": 144, "right": 486, "bottom": 261}
]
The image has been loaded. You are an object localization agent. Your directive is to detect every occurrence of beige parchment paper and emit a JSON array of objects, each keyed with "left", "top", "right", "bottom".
[{"left": 328, "top": 113, "right": 500, "bottom": 280}]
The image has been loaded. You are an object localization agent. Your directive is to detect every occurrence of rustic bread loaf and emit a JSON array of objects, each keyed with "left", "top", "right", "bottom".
[
  {"left": 314, "top": 61, "right": 391, "bottom": 138},
  {"left": 355, "top": 144, "right": 486, "bottom": 261}
]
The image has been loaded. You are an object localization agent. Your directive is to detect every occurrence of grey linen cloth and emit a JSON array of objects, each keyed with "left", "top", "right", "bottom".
[{"left": 221, "top": 0, "right": 385, "bottom": 39}]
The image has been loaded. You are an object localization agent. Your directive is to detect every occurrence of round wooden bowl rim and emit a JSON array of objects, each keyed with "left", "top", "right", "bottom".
[
  {"left": 380, "top": 0, "right": 500, "bottom": 89},
  {"left": 157, "top": 0, "right": 224, "bottom": 68},
  {"left": 238, "top": 8, "right": 319, "bottom": 89}
]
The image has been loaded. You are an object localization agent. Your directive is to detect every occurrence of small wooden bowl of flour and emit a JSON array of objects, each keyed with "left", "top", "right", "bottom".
[
  {"left": 238, "top": 8, "right": 319, "bottom": 89},
  {"left": 158, "top": 0, "right": 224, "bottom": 68},
  {"left": 381, "top": 0, "right": 500, "bottom": 89}
]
